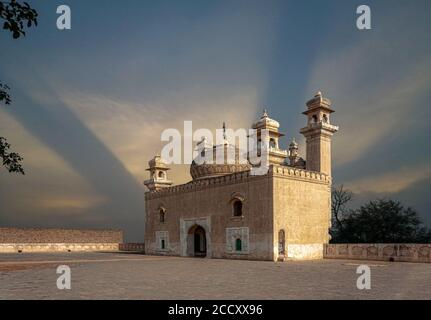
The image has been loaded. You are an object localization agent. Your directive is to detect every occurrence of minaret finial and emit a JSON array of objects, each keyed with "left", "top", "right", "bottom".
[{"left": 263, "top": 108, "right": 268, "bottom": 117}]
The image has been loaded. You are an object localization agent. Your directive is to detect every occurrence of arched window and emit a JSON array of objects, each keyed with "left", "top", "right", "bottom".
[
  {"left": 159, "top": 209, "right": 165, "bottom": 223},
  {"left": 322, "top": 114, "right": 328, "bottom": 123},
  {"left": 269, "top": 138, "right": 276, "bottom": 148},
  {"left": 158, "top": 171, "right": 165, "bottom": 179},
  {"left": 233, "top": 200, "right": 243, "bottom": 217},
  {"left": 312, "top": 115, "right": 318, "bottom": 123},
  {"left": 235, "top": 238, "right": 242, "bottom": 252}
]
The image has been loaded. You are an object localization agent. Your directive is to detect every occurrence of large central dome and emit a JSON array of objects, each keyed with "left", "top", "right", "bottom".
[{"left": 190, "top": 141, "right": 251, "bottom": 180}]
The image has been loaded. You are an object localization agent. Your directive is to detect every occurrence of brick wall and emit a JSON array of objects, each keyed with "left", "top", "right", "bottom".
[
  {"left": 0, "top": 228, "right": 123, "bottom": 244},
  {"left": 324, "top": 243, "right": 431, "bottom": 263}
]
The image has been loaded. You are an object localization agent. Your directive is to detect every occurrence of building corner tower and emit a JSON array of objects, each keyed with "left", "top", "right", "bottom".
[
  {"left": 300, "top": 92, "right": 339, "bottom": 176},
  {"left": 144, "top": 155, "right": 173, "bottom": 192}
]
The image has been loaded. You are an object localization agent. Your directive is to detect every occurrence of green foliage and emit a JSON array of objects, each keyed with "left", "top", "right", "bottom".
[
  {"left": 0, "top": 82, "right": 23, "bottom": 174},
  {"left": 0, "top": 137, "right": 24, "bottom": 174},
  {"left": 331, "top": 198, "right": 431, "bottom": 243},
  {"left": 1, "top": 80, "right": 24, "bottom": 176},
  {"left": 0, "top": 1, "right": 38, "bottom": 174},
  {"left": 0, "top": 0, "right": 38, "bottom": 39},
  {"left": 0, "top": 83, "right": 11, "bottom": 104}
]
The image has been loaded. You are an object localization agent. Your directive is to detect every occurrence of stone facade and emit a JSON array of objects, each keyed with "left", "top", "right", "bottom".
[
  {"left": 324, "top": 243, "right": 431, "bottom": 263},
  {"left": 144, "top": 92, "right": 338, "bottom": 261},
  {"left": 272, "top": 166, "right": 331, "bottom": 260},
  {"left": 0, "top": 228, "right": 123, "bottom": 253},
  {"left": 145, "top": 167, "right": 331, "bottom": 261}
]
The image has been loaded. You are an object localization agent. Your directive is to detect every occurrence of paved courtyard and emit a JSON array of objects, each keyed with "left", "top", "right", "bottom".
[{"left": 0, "top": 252, "right": 430, "bottom": 299}]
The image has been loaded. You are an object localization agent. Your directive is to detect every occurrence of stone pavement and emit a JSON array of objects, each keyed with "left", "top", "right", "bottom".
[{"left": 0, "top": 252, "right": 430, "bottom": 299}]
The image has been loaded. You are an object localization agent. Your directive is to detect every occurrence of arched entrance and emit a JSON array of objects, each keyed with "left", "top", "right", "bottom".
[
  {"left": 278, "top": 229, "right": 286, "bottom": 261},
  {"left": 187, "top": 225, "right": 207, "bottom": 257}
]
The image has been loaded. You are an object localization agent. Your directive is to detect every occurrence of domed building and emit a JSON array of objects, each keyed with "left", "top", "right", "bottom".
[
  {"left": 144, "top": 92, "right": 339, "bottom": 261},
  {"left": 190, "top": 133, "right": 251, "bottom": 181}
]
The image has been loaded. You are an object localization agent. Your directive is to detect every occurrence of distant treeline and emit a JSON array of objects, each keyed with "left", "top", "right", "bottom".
[{"left": 330, "top": 186, "right": 431, "bottom": 243}]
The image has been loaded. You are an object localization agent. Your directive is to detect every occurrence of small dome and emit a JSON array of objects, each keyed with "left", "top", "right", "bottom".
[
  {"left": 148, "top": 155, "right": 168, "bottom": 169},
  {"left": 252, "top": 109, "right": 280, "bottom": 129},
  {"left": 306, "top": 91, "right": 332, "bottom": 110}
]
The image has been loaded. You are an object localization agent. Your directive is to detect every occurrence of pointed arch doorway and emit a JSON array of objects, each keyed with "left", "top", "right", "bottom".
[{"left": 187, "top": 225, "right": 207, "bottom": 257}]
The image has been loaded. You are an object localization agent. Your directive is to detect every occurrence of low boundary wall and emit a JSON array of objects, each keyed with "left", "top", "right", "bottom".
[
  {"left": 0, "top": 228, "right": 123, "bottom": 253},
  {"left": 324, "top": 243, "right": 431, "bottom": 263},
  {"left": 0, "top": 243, "right": 119, "bottom": 253}
]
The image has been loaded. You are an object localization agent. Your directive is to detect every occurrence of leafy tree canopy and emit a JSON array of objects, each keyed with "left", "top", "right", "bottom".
[
  {"left": 0, "top": 0, "right": 38, "bottom": 39},
  {"left": 0, "top": 1, "right": 38, "bottom": 175},
  {"left": 331, "top": 197, "right": 431, "bottom": 243}
]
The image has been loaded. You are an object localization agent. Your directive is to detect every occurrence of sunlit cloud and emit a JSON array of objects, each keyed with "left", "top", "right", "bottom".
[
  {"left": 0, "top": 111, "right": 108, "bottom": 221},
  {"left": 0, "top": 109, "right": 72, "bottom": 173},
  {"left": 60, "top": 90, "right": 260, "bottom": 185},
  {"left": 36, "top": 196, "right": 107, "bottom": 211}
]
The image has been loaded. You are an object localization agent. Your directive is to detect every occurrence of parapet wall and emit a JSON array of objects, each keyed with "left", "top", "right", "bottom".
[
  {"left": 324, "top": 243, "right": 431, "bottom": 263},
  {"left": 146, "top": 165, "right": 330, "bottom": 200},
  {"left": 0, "top": 228, "right": 123, "bottom": 253},
  {"left": 269, "top": 165, "right": 331, "bottom": 184}
]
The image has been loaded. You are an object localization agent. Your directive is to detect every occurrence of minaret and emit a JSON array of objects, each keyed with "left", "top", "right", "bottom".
[
  {"left": 144, "top": 155, "right": 173, "bottom": 191},
  {"left": 300, "top": 92, "right": 339, "bottom": 176},
  {"left": 251, "top": 109, "right": 288, "bottom": 165}
]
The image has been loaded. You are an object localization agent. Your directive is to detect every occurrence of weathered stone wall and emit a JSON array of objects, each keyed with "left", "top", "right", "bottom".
[
  {"left": 272, "top": 165, "right": 331, "bottom": 260},
  {"left": 324, "top": 244, "right": 431, "bottom": 263},
  {"left": 145, "top": 171, "right": 274, "bottom": 260},
  {"left": 0, "top": 228, "right": 123, "bottom": 243},
  {"left": 0, "top": 243, "right": 119, "bottom": 253},
  {"left": 0, "top": 228, "right": 123, "bottom": 253}
]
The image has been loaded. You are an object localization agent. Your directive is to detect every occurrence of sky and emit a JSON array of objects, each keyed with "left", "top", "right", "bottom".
[{"left": 0, "top": 0, "right": 430, "bottom": 241}]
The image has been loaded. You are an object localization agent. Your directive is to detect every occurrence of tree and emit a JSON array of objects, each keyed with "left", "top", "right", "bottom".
[
  {"left": 330, "top": 185, "right": 353, "bottom": 240},
  {"left": 0, "top": 0, "right": 38, "bottom": 174},
  {"left": 0, "top": 137, "right": 24, "bottom": 174},
  {"left": 0, "top": 0, "right": 38, "bottom": 39},
  {"left": 338, "top": 199, "right": 431, "bottom": 243}
]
